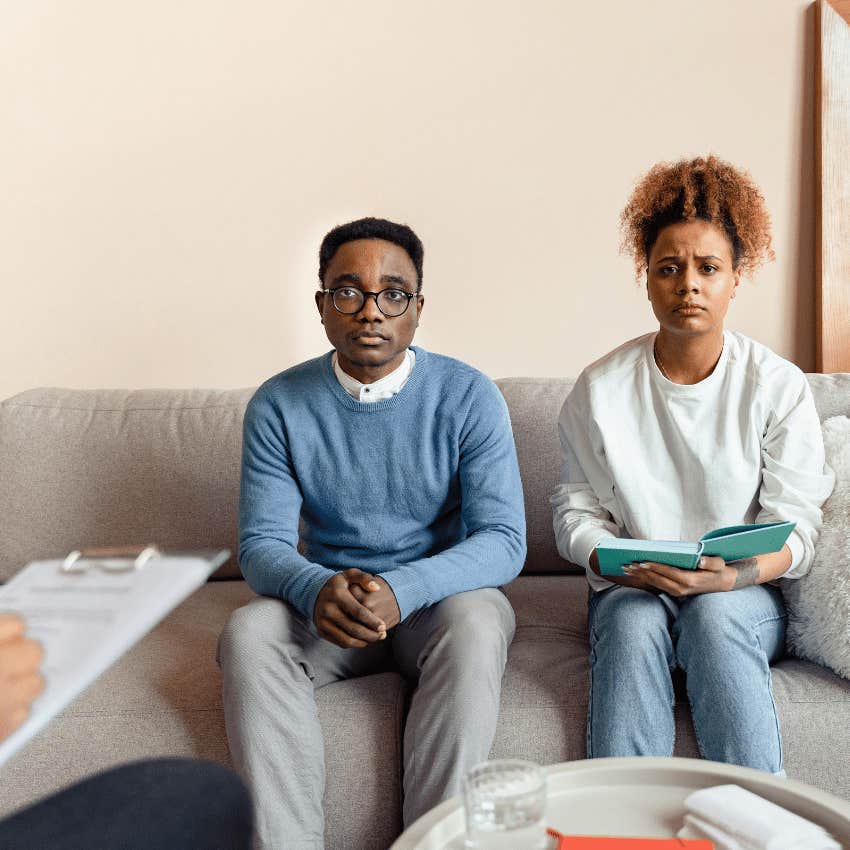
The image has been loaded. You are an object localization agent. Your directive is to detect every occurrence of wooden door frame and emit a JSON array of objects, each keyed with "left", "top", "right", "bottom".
[{"left": 816, "top": 0, "right": 850, "bottom": 372}]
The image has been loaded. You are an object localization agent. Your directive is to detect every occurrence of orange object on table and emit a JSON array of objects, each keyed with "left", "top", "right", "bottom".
[{"left": 546, "top": 829, "right": 713, "bottom": 849}]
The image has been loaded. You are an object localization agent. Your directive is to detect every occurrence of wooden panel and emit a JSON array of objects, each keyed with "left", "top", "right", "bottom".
[
  {"left": 829, "top": 0, "right": 850, "bottom": 23},
  {"left": 817, "top": 0, "right": 850, "bottom": 372}
]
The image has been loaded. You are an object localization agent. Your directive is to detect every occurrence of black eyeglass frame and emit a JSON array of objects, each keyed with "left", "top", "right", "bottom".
[{"left": 320, "top": 286, "right": 421, "bottom": 317}]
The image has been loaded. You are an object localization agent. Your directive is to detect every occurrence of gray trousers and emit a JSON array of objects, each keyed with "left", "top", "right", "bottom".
[{"left": 217, "top": 587, "right": 515, "bottom": 850}]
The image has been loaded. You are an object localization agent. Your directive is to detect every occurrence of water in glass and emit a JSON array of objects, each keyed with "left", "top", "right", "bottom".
[{"left": 463, "top": 759, "right": 547, "bottom": 849}]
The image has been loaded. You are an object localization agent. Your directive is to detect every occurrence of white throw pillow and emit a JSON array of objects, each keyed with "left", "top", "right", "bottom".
[{"left": 783, "top": 415, "right": 850, "bottom": 679}]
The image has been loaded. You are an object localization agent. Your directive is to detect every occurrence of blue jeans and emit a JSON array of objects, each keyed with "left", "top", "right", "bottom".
[{"left": 587, "top": 584, "right": 787, "bottom": 773}]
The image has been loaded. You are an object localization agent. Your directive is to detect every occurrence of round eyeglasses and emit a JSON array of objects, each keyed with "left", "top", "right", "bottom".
[{"left": 321, "top": 286, "right": 419, "bottom": 318}]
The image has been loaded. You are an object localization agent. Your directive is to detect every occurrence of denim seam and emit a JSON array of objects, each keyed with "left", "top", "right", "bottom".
[
  {"left": 669, "top": 683, "right": 677, "bottom": 757},
  {"left": 750, "top": 612, "right": 788, "bottom": 631},
  {"left": 586, "top": 601, "right": 600, "bottom": 759},
  {"left": 753, "top": 614, "right": 786, "bottom": 773},
  {"left": 586, "top": 654, "right": 595, "bottom": 758},
  {"left": 686, "top": 682, "right": 709, "bottom": 761}
]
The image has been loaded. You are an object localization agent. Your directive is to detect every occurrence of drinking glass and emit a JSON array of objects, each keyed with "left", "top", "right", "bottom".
[{"left": 463, "top": 759, "right": 547, "bottom": 849}]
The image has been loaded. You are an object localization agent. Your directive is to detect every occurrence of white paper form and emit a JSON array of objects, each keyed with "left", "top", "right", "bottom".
[{"left": 0, "top": 550, "right": 229, "bottom": 767}]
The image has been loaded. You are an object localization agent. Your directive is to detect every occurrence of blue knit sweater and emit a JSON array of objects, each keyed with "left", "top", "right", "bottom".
[{"left": 238, "top": 347, "right": 527, "bottom": 621}]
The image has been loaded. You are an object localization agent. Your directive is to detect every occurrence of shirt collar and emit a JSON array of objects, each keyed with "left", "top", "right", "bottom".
[{"left": 332, "top": 348, "right": 416, "bottom": 402}]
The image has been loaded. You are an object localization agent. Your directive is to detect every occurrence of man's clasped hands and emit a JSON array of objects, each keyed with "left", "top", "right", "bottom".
[{"left": 313, "top": 569, "right": 402, "bottom": 649}]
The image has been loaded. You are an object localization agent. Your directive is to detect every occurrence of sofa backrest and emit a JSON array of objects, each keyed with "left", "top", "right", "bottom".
[
  {"left": 1, "top": 373, "right": 849, "bottom": 583},
  {"left": 495, "top": 378, "right": 577, "bottom": 574},
  {"left": 0, "top": 388, "right": 251, "bottom": 581}
]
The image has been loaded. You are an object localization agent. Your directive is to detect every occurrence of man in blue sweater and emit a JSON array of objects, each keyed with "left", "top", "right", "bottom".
[{"left": 218, "top": 217, "right": 526, "bottom": 850}]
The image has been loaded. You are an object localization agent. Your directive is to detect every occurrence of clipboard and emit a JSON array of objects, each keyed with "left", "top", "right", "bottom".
[{"left": 0, "top": 545, "right": 229, "bottom": 767}]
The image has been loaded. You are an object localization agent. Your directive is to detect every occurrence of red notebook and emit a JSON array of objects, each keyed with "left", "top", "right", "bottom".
[{"left": 547, "top": 831, "right": 713, "bottom": 849}]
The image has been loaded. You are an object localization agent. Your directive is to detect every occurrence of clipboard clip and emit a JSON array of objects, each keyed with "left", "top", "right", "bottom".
[{"left": 60, "top": 545, "right": 161, "bottom": 574}]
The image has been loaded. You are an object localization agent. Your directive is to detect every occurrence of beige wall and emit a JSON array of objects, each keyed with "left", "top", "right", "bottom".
[{"left": 1, "top": 0, "right": 816, "bottom": 399}]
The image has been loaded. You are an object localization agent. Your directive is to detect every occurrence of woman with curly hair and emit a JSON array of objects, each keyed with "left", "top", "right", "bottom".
[{"left": 551, "top": 155, "right": 834, "bottom": 771}]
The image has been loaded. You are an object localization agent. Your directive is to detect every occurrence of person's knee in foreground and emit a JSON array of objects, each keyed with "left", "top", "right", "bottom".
[
  {"left": 551, "top": 155, "right": 834, "bottom": 773},
  {"left": 0, "top": 613, "right": 253, "bottom": 850},
  {"left": 218, "top": 217, "right": 527, "bottom": 850}
]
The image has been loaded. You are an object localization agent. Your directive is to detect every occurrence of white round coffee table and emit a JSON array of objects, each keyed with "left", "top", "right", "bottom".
[{"left": 390, "top": 757, "right": 850, "bottom": 849}]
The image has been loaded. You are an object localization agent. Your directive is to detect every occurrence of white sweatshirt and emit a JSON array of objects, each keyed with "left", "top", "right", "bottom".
[{"left": 551, "top": 330, "right": 835, "bottom": 592}]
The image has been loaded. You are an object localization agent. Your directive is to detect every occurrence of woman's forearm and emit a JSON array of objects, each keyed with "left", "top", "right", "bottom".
[{"left": 728, "top": 544, "right": 792, "bottom": 587}]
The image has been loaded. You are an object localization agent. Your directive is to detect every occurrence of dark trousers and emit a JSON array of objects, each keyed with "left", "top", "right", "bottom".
[{"left": 0, "top": 758, "right": 253, "bottom": 850}]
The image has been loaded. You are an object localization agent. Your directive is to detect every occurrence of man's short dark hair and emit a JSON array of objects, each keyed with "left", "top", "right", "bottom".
[{"left": 319, "top": 217, "right": 424, "bottom": 288}]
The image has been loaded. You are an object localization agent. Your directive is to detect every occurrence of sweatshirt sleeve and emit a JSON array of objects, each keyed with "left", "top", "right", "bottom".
[
  {"left": 381, "top": 379, "right": 527, "bottom": 620},
  {"left": 238, "top": 388, "right": 336, "bottom": 620},
  {"left": 755, "top": 371, "right": 835, "bottom": 579},
  {"left": 550, "top": 375, "right": 620, "bottom": 589}
]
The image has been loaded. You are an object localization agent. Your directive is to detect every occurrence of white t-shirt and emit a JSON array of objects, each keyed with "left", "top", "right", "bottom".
[{"left": 551, "top": 330, "right": 835, "bottom": 592}]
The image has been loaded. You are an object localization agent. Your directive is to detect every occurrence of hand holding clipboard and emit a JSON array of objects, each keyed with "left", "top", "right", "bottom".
[{"left": 0, "top": 545, "right": 228, "bottom": 766}]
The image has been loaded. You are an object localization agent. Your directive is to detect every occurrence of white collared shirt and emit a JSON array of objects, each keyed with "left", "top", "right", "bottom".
[{"left": 332, "top": 348, "right": 416, "bottom": 402}]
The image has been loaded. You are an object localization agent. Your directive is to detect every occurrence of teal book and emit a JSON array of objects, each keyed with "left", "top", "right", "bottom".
[{"left": 596, "top": 521, "right": 796, "bottom": 576}]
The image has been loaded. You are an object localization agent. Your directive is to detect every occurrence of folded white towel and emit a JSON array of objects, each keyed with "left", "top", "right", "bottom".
[
  {"left": 676, "top": 784, "right": 840, "bottom": 850},
  {"left": 679, "top": 813, "right": 751, "bottom": 849}
]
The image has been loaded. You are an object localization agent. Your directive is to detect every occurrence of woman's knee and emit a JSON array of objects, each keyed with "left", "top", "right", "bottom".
[
  {"left": 591, "top": 587, "right": 670, "bottom": 646},
  {"left": 676, "top": 589, "right": 786, "bottom": 668}
]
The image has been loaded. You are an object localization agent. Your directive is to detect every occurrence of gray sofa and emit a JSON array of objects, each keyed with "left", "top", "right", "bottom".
[{"left": 1, "top": 375, "right": 849, "bottom": 849}]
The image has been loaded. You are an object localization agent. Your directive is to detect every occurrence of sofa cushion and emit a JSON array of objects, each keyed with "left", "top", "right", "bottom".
[
  {"left": 770, "top": 658, "right": 850, "bottom": 795},
  {"left": 0, "top": 388, "right": 252, "bottom": 582},
  {"left": 496, "top": 378, "right": 579, "bottom": 574}
]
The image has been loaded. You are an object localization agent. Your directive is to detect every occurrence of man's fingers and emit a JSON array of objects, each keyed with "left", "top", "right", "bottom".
[
  {"left": 336, "top": 593, "right": 385, "bottom": 632},
  {"left": 0, "top": 639, "right": 43, "bottom": 680},
  {"left": 0, "top": 615, "right": 25, "bottom": 644},
  {"left": 326, "top": 604, "right": 385, "bottom": 642},
  {"left": 344, "top": 569, "right": 381, "bottom": 593},
  {"left": 316, "top": 617, "right": 368, "bottom": 649}
]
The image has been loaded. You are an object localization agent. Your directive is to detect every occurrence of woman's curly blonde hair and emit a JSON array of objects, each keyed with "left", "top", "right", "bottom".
[{"left": 620, "top": 154, "right": 775, "bottom": 279}]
